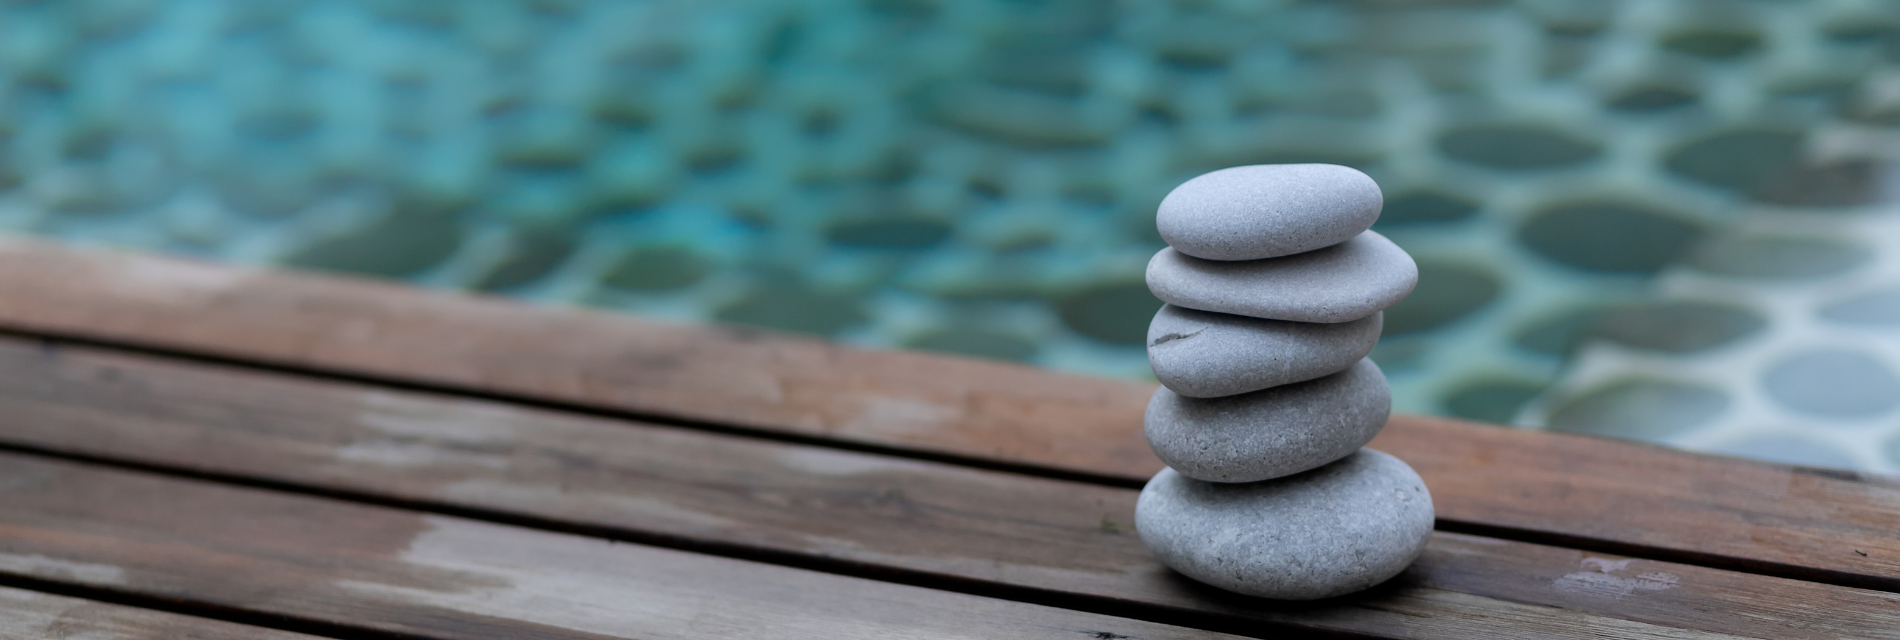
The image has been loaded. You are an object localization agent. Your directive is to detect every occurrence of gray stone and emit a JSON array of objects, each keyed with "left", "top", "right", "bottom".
[
  {"left": 1135, "top": 450, "right": 1434, "bottom": 600},
  {"left": 1148, "top": 305, "right": 1382, "bottom": 398},
  {"left": 1145, "top": 231, "right": 1417, "bottom": 323},
  {"left": 1156, "top": 164, "right": 1381, "bottom": 261},
  {"left": 1146, "top": 359, "right": 1390, "bottom": 483},
  {"left": 1762, "top": 350, "right": 1900, "bottom": 418}
]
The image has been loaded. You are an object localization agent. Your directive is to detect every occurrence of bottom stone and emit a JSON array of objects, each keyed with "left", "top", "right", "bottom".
[{"left": 1134, "top": 449, "right": 1433, "bottom": 600}]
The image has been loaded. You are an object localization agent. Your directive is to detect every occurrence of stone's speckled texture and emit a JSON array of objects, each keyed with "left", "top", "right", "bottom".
[
  {"left": 1156, "top": 164, "right": 1382, "bottom": 261},
  {"left": 1147, "top": 306, "right": 1382, "bottom": 398},
  {"left": 1763, "top": 351, "right": 1900, "bottom": 417},
  {"left": 1145, "top": 359, "right": 1391, "bottom": 483},
  {"left": 1135, "top": 450, "right": 1434, "bottom": 601},
  {"left": 1146, "top": 231, "right": 1418, "bottom": 323}
]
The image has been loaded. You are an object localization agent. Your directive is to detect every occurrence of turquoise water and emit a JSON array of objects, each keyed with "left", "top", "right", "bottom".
[{"left": 4, "top": 0, "right": 1900, "bottom": 468}]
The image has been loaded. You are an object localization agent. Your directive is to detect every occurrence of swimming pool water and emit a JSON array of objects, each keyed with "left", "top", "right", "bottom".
[{"left": 2, "top": 0, "right": 1898, "bottom": 471}]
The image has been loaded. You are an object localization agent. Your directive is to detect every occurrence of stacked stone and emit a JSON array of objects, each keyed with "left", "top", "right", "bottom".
[{"left": 1134, "top": 164, "right": 1436, "bottom": 601}]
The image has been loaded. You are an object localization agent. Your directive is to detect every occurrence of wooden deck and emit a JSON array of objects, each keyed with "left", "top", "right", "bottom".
[{"left": 0, "top": 236, "right": 1894, "bottom": 639}]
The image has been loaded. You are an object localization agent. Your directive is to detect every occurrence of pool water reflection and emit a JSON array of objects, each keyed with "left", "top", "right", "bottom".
[{"left": 2, "top": 0, "right": 1897, "bottom": 471}]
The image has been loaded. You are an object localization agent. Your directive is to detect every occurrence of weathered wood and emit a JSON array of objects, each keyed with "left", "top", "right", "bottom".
[
  {"left": 0, "top": 586, "right": 325, "bottom": 640},
  {"left": 1, "top": 340, "right": 1895, "bottom": 639},
  {"left": 0, "top": 238, "right": 1894, "bottom": 590},
  {"left": 0, "top": 452, "right": 1253, "bottom": 640},
  {"left": 1376, "top": 413, "right": 1900, "bottom": 591}
]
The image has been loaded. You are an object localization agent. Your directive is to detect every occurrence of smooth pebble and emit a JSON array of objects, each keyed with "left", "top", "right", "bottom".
[
  {"left": 1146, "top": 231, "right": 1418, "bottom": 323},
  {"left": 1148, "top": 305, "right": 1381, "bottom": 398},
  {"left": 1157, "top": 164, "right": 1382, "bottom": 261},
  {"left": 1135, "top": 450, "right": 1434, "bottom": 600},
  {"left": 1146, "top": 359, "right": 1390, "bottom": 483}
]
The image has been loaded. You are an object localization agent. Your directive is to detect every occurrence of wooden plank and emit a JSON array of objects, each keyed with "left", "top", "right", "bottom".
[
  {"left": 1376, "top": 414, "right": 1900, "bottom": 591},
  {"left": 0, "top": 239, "right": 1894, "bottom": 590},
  {"left": 0, "top": 452, "right": 1253, "bottom": 640},
  {"left": 0, "top": 586, "right": 327, "bottom": 640},
  {"left": 1, "top": 340, "right": 1894, "bottom": 640}
]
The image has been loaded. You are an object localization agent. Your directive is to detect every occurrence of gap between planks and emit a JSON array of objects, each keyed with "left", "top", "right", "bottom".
[
  {"left": 1, "top": 325, "right": 1896, "bottom": 597},
  {"left": 0, "top": 339, "right": 1893, "bottom": 640},
  {"left": 0, "top": 436, "right": 1835, "bottom": 640},
  {"left": 0, "top": 581, "right": 375, "bottom": 640},
  {"left": 0, "top": 238, "right": 1893, "bottom": 593},
  {"left": 0, "top": 452, "right": 1272, "bottom": 640},
  {"left": 0, "top": 585, "right": 341, "bottom": 640}
]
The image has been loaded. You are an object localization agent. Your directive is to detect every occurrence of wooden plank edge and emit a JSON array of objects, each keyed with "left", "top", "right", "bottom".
[
  {"left": 0, "top": 579, "right": 358, "bottom": 640},
  {"left": 4, "top": 330, "right": 1898, "bottom": 598},
  {"left": 0, "top": 450, "right": 1542, "bottom": 640},
  {"left": 0, "top": 583, "right": 335, "bottom": 640},
  {"left": 0, "top": 440, "right": 1718, "bottom": 640},
  {"left": 0, "top": 345, "right": 1893, "bottom": 639},
  {"left": 0, "top": 328, "right": 1148, "bottom": 488},
  {"left": 0, "top": 238, "right": 1894, "bottom": 592}
]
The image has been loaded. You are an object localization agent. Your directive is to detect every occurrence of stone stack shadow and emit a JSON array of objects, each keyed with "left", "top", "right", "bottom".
[{"left": 1133, "top": 164, "right": 1437, "bottom": 601}]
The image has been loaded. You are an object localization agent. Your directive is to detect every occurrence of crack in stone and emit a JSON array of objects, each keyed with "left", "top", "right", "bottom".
[{"left": 1149, "top": 328, "right": 1205, "bottom": 347}]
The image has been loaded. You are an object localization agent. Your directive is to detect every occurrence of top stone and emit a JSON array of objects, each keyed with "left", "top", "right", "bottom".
[{"left": 1157, "top": 164, "right": 1383, "bottom": 261}]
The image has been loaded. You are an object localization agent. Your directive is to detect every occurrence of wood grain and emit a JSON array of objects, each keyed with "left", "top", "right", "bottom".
[
  {"left": 0, "top": 452, "right": 1258, "bottom": 640},
  {"left": 1376, "top": 414, "right": 1900, "bottom": 591},
  {"left": 0, "top": 238, "right": 1894, "bottom": 590},
  {"left": 0, "top": 340, "right": 1894, "bottom": 640},
  {"left": 0, "top": 586, "right": 325, "bottom": 640}
]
